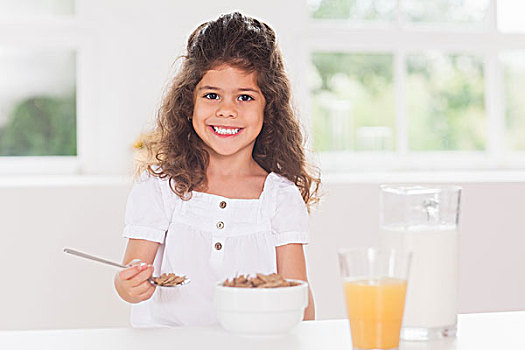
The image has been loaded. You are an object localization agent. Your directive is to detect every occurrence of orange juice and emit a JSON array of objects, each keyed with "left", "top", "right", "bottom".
[{"left": 344, "top": 278, "right": 407, "bottom": 349}]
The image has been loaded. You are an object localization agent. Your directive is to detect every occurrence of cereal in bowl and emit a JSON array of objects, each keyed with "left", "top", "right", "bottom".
[{"left": 222, "top": 273, "right": 301, "bottom": 288}]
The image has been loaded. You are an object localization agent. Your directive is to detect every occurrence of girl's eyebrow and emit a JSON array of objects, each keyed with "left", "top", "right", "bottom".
[
  {"left": 237, "top": 88, "right": 260, "bottom": 94},
  {"left": 198, "top": 85, "right": 220, "bottom": 91},
  {"left": 197, "top": 85, "right": 261, "bottom": 94}
]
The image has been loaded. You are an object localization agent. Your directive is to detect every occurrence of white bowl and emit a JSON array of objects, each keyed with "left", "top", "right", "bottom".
[{"left": 214, "top": 279, "right": 308, "bottom": 335}]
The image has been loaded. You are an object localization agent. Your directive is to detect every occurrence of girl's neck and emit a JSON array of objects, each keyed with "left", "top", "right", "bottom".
[
  {"left": 203, "top": 154, "right": 269, "bottom": 199},
  {"left": 206, "top": 153, "right": 265, "bottom": 177}
]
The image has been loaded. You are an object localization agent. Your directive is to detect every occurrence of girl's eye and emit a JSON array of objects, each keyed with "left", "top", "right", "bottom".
[
  {"left": 204, "top": 93, "right": 219, "bottom": 100},
  {"left": 238, "top": 94, "right": 254, "bottom": 102}
]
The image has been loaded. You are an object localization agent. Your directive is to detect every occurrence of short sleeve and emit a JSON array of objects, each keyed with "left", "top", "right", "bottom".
[
  {"left": 270, "top": 177, "right": 309, "bottom": 246},
  {"left": 123, "top": 172, "right": 170, "bottom": 243}
]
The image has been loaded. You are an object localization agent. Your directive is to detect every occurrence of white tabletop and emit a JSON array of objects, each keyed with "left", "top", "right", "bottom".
[{"left": 1, "top": 311, "right": 524, "bottom": 349}]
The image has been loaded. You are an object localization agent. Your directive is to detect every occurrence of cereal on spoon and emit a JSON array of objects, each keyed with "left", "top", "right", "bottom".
[{"left": 153, "top": 273, "right": 186, "bottom": 286}]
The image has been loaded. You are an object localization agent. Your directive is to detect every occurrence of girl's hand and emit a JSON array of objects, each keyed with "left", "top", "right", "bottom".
[{"left": 114, "top": 260, "right": 156, "bottom": 304}]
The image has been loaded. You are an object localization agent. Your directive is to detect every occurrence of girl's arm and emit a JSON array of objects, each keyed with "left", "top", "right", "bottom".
[
  {"left": 276, "top": 243, "right": 315, "bottom": 320},
  {"left": 114, "top": 238, "right": 160, "bottom": 304},
  {"left": 122, "top": 238, "right": 160, "bottom": 265}
]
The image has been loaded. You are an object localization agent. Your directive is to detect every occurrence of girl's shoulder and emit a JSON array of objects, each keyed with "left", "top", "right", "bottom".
[
  {"left": 135, "top": 168, "right": 167, "bottom": 187},
  {"left": 263, "top": 173, "right": 309, "bottom": 228},
  {"left": 266, "top": 172, "right": 299, "bottom": 191},
  {"left": 263, "top": 172, "right": 305, "bottom": 209},
  {"left": 134, "top": 169, "right": 183, "bottom": 201}
]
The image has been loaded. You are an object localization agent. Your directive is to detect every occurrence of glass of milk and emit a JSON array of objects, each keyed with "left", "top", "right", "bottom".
[{"left": 379, "top": 185, "right": 461, "bottom": 341}]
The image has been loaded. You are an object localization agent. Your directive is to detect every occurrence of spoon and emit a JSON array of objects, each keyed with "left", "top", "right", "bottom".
[{"left": 63, "top": 248, "right": 190, "bottom": 287}]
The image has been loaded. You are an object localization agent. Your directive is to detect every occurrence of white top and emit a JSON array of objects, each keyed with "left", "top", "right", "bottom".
[{"left": 122, "top": 171, "right": 309, "bottom": 327}]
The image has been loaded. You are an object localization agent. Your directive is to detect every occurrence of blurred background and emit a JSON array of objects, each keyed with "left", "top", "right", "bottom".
[{"left": 0, "top": 0, "right": 524, "bottom": 330}]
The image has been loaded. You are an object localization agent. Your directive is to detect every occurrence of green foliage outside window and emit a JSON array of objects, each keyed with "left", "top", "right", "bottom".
[
  {"left": 310, "top": 0, "right": 351, "bottom": 19},
  {"left": 0, "top": 94, "right": 76, "bottom": 156},
  {"left": 311, "top": 53, "right": 395, "bottom": 152},
  {"left": 407, "top": 54, "right": 486, "bottom": 151},
  {"left": 310, "top": 0, "right": 394, "bottom": 21},
  {"left": 311, "top": 52, "right": 486, "bottom": 152},
  {"left": 504, "top": 57, "right": 525, "bottom": 151}
]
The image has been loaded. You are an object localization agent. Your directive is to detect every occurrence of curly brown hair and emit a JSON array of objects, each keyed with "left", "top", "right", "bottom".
[{"left": 139, "top": 12, "right": 320, "bottom": 210}]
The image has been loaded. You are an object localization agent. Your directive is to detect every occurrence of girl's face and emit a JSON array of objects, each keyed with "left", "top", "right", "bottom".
[{"left": 192, "top": 64, "right": 265, "bottom": 161}]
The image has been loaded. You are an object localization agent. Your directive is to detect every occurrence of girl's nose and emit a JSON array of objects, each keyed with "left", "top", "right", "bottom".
[{"left": 216, "top": 100, "right": 237, "bottom": 118}]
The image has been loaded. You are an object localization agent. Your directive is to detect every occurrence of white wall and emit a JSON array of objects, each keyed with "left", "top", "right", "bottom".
[
  {"left": 0, "top": 180, "right": 131, "bottom": 330},
  {"left": 0, "top": 178, "right": 524, "bottom": 330}
]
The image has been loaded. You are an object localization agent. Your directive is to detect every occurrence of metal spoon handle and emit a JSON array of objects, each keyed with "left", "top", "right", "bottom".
[{"left": 64, "top": 248, "right": 128, "bottom": 269}]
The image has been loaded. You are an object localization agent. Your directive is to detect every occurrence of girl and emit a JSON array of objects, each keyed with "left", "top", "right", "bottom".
[{"left": 114, "top": 12, "right": 321, "bottom": 327}]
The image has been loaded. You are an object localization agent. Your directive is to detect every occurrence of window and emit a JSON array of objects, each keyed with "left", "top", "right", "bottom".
[
  {"left": 0, "top": 0, "right": 74, "bottom": 17},
  {"left": 307, "top": 0, "right": 525, "bottom": 171},
  {"left": 310, "top": 0, "right": 396, "bottom": 21},
  {"left": 502, "top": 52, "right": 525, "bottom": 151},
  {"left": 0, "top": 48, "right": 76, "bottom": 156},
  {"left": 0, "top": 0, "right": 78, "bottom": 172},
  {"left": 406, "top": 53, "right": 485, "bottom": 151},
  {"left": 311, "top": 53, "right": 395, "bottom": 152}
]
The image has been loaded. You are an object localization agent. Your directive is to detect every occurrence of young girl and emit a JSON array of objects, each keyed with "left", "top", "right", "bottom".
[{"left": 114, "top": 12, "right": 321, "bottom": 327}]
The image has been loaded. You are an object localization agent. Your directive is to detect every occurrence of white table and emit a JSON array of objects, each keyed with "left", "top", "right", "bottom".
[{"left": 1, "top": 311, "right": 524, "bottom": 349}]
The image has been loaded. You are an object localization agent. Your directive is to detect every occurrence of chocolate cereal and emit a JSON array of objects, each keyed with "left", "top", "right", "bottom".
[
  {"left": 222, "top": 273, "right": 301, "bottom": 288},
  {"left": 153, "top": 273, "right": 186, "bottom": 286}
]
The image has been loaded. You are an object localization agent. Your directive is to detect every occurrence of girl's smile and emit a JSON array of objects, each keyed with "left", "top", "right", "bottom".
[{"left": 209, "top": 125, "right": 243, "bottom": 137}]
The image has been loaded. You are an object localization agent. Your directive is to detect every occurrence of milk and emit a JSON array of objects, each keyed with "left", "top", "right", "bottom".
[{"left": 380, "top": 225, "right": 458, "bottom": 328}]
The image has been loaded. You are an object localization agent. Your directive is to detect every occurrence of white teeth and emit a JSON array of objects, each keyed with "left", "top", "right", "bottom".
[{"left": 212, "top": 126, "right": 240, "bottom": 135}]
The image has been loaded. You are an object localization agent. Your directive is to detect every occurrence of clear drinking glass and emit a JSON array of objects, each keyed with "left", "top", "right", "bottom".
[
  {"left": 338, "top": 248, "right": 412, "bottom": 350},
  {"left": 379, "top": 185, "right": 461, "bottom": 340}
]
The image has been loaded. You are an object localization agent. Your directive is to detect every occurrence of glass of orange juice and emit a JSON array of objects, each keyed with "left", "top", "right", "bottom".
[{"left": 338, "top": 248, "right": 411, "bottom": 350}]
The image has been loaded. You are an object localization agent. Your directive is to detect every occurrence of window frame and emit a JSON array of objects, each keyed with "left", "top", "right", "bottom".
[
  {"left": 304, "top": 0, "right": 525, "bottom": 172},
  {"left": 0, "top": 5, "right": 84, "bottom": 175}
]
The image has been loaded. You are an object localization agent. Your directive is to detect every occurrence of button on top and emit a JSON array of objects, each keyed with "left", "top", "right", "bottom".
[
  {"left": 219, "top": 201, "right": 227, "bottom": 209},
  {"left": 214, "top": 242, "right": 223, "bottom": 250},
  {"left": 216, "top": 221, "right": 225, "bottom": 229}
]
